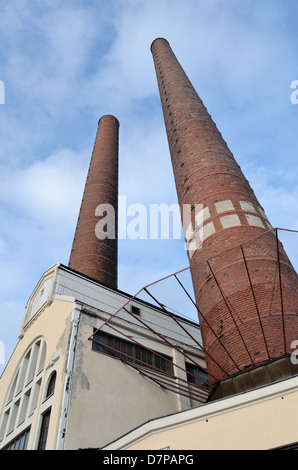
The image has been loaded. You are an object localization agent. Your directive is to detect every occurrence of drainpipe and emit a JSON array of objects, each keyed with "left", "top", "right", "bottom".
[{"left": 56, "top": 302, "right": 81, "bottom": 450}]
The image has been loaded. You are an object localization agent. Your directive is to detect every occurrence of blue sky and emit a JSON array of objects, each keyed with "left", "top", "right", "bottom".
[{"left": 0, "top": 0, "right": 297, "bottom": 373}]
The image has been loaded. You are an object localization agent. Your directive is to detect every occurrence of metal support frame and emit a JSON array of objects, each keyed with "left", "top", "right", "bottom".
[{"left": 88, "top": 227, "right": 297, "bottom": 400}]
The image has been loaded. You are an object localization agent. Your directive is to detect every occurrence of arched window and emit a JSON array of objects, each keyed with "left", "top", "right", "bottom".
[
  {"left": 46, "top": 372, "right": 56, "bottom": 399},
  {"left": 0, "top": 338, "right": 46, "bottom": 449}
]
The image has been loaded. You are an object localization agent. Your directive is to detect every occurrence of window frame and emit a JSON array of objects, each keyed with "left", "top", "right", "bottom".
[
  {"left": 45, "top": 372, "right": 56, "bottom": 399},
  {"left": 37, "top": 408, "right": 51, "bottom": 451},
  {"left": 92, "top": 329, "right": 173, "bottom": 375},
  {"left": 185, "top": 362, "right": 209, "bottom": 388}
]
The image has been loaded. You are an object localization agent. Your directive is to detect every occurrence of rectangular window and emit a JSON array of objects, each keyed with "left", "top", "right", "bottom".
[
  {"left": 37, "top": 409, "right": 51, "bottom": 450},
  {"left": 92, "top": 330, "right": 173, "bottom": 375},
  {"left": 131, "top": 305, "right": 140, "bottom": 316},
  {"left": 186, "top": 363, "right": 209, "bottom": 388}
]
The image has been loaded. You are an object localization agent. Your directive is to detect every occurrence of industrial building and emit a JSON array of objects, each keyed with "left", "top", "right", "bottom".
[{"left": 0, "top": 38, "right": 297, "bottom": 450}]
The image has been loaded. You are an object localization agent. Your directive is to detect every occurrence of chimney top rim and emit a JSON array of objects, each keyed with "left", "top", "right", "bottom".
[
  {"left": 98, "top": 115, "right": 120, "bottom": 127},
  {"left": 150, "top": 37, "right": 170, "bottom": 53}
]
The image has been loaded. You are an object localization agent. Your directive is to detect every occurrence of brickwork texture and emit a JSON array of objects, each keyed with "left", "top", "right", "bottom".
[
  {"left": 151, "top": 38, "right": 298, "bottom": 385},
  {"left": 69, "top": 115, "right": 119, "bottom": 289}
]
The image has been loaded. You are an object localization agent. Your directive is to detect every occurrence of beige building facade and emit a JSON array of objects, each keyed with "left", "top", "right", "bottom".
[
  {"left": 1, "top": 262, "right": 297, "bottom": 451},
  {"left": 103, "top": 374, "right": 298, "bottom": 450},
  {"left": 0, "top": 263, "right": 207, "bottom": 450}
]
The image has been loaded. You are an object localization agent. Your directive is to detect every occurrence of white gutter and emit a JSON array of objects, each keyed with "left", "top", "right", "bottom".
[{"left": 56, "top": 302, "right": 81, "bottom": 450}]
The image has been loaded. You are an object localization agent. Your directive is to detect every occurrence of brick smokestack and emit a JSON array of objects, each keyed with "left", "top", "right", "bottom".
[
  {"left": 69, "top": 115, "right": 119, "bottom": 289},
  {"left": 151, "top": 38, "right": 298, "bottom": 396}
]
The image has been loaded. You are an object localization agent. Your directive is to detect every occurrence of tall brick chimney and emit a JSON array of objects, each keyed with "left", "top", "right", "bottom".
[
  {"left": 69, "top": 115, "right": 119, "bottom": 289},
  {"left": 151, "top": 38, "right": 298, "bottom": 398}
]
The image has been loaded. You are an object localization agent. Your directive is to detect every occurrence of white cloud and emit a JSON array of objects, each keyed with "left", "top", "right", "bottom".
[
  {"left": 1, "top": 2, "right": 109, "bottom": 120},
  {"left": 119, "top": 119, "right": 176, "bottom": 204},
  {"left": 0, "top": 145, "right": 90, "bottom": 367},
  {"left": 0, "top": 147, "right": 88, "bottom": 229}
]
